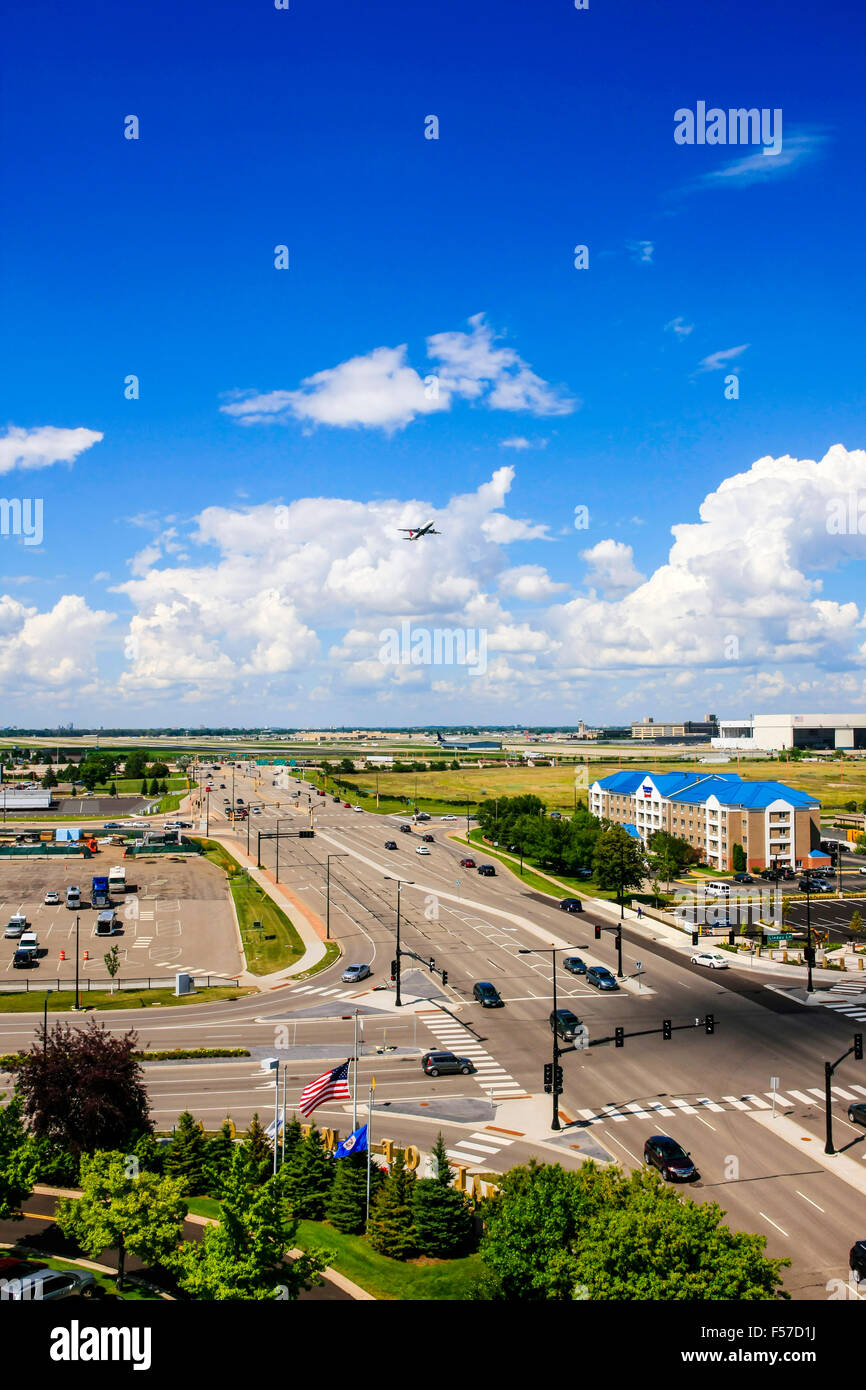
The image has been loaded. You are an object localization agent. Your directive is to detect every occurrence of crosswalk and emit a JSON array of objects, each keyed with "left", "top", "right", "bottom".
[
  {"left": 291, "top": 984, "right": 368, "bottom": 1000},
  {"left": 818, "top": 982, "right": 866, "bottom": 1020},
  {"left": 574, "top": 1083, "right": 866, "bottom": 1125},
  {"left": 416, "top": 1009, "right": 529, "bottom": 1100},
  {"left": 445, "top": 1130, "right": 516, "bottom": 1170}
]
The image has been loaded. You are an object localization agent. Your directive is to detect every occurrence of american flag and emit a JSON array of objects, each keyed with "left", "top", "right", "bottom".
[{"left": 298, "top": 1060, "right": 351, "bottom": 1117}]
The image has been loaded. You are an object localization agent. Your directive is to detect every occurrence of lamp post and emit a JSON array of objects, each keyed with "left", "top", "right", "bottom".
[
  {"left": 384, "top": 877, "right": 412, "bottom": 1007},
  {"left": 74, "top": 914, "right": 80, "bottom": 1010},
  {"left": 804, "top": 878, "right": 814, "bottom": 994},
  {"left": 326, "top": 854, "right": 348, "bottom": 940},
  {"left": 519, "top": 945, "right": 576, "bottom": 1131}
]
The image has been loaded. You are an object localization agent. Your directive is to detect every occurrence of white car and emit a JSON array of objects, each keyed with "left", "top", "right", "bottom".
[
  {"left": 252, "top": 807, "right": 262, "bottom": 815},
  {"left": 441, "top": 814, "right": 457, "bottom": 821},
  {"left": 691, "top": 951, "right": 728, "bottom": 970},
  {"left": 415, "top": 845, "right": 431, "bottom": 855},
  {"left": 859, "top": 866, "right": 866, "bottom": 876},
  {"left": 352, "top": 806, "right": 363, "bottom": 813},
  {"left": 44, "top": 891, "right": 60, "bottom": 905}
]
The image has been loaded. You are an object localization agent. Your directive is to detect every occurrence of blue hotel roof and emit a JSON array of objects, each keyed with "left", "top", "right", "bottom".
[{"left": 594, "top": 770, "right": 817, "bottom": 809}]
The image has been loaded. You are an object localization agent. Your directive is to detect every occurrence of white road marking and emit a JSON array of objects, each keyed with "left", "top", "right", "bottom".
[
  {"left": 796, "top": 1191, "right": 825, "bottom": 1212},
  {"left": 759, "top": 1212, "right": 789, "bottom": 1238},
  {"left": 721, "top": 1095, "right": 751, "bottom": 1111}
]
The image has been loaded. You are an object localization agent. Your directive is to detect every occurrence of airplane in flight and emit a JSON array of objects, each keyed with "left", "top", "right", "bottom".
[{"left": 399, "top": 520, "right": 441, "bottom": 540}]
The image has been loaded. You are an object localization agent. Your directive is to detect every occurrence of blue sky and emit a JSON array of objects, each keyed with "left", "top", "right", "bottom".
[{"left": 2, "top": 0, "right": 865, "bottom": 726}]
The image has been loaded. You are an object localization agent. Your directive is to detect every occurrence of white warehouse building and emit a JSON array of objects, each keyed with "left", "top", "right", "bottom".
[{"left": 713, "top": 713, "right": 866, "bottom": 752}]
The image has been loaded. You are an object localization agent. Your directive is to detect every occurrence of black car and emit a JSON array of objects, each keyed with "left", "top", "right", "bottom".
[
  {"left": 586, "top": 965, "right": 618, "bottom": 990},
  {"left": 415, "top": 812, "right": 431, "bottom": 822},
  {"left": 643, "top": 1135, "right": 699, "bottom": 1182},
  {"left": 421, "top": 833, "right": 434, "bottom": 843},
  {"left": 12, "top": 948, "right": 38, "bottom": 969},
  {"left": 400, "top": 824, "right": 413, "bottom": 834},
  {"left": 384, "top": 840, "right": 398, "bottom": 850},
  {"left": 563, "top": 955, "right": 587, "bottom": 975},
  {"left": 761, "top": 868, "right": 781, "bottom": 881},
  {"left": 473, "top": 981, "right": 504, "bottom": 1007},
  {"left": 477, "top": 864, "right": 496, "bottom": 877},
  {"left": 573, "top": 868, "right": 593, "bottom": 880},
  {"left": 332, "top": 796, "right": 341, "bottom": 802},
  {"left": 732, "top": 872, "right": 753, "bottom": 884},
  {"left": 550, "top": 1007, "right": 582, "bottom": 1040},
  {"left": 421, "top": 1051, "right": 474, "bottom": 1077},
  {"left": 848, "top": 1102, "right": 866, "bottom": 1128},
  {"left": 850, "top": 1240, "right": 866, "bottom": 1282},
  {"left": 559, "top": 897, "right": 583, "bottom": 913}
]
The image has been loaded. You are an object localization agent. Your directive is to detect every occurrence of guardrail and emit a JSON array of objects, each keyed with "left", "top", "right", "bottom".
[{"left": 0, "top": 974, "right": 240, "bottom": 993}]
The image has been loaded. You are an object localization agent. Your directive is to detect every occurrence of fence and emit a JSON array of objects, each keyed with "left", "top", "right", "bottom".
[{"left": 0, "top": 974, "right": 240, "bottom": 993}]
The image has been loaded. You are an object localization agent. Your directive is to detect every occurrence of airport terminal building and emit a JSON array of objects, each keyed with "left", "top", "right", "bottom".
[
  {"left": 713, "top": 713, "right": 866, "bottom": 752},
  {"left": 589, "top": 769, "right": 820, "bottom": 872}
]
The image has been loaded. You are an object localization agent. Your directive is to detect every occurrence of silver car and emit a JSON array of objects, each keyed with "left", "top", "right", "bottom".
[
  {"left": 1, "top": 1267, "right": 97, "bottom": 1300},
  {"left": 341, "top": 963, "right": 372, "bottom": 983}
]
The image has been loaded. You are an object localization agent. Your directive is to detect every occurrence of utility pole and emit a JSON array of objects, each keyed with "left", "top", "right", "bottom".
[{"left": 384, "top": 876, "right": 412, "bottom": 1007}]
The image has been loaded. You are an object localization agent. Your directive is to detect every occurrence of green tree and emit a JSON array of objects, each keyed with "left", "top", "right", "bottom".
[
  {"left": 476, "top": 1160, "right": 788, "bottom": 1300},
  {"left": 647, "top": 831, "right": 699, "bottom": 883},
  {"left": 140, "top": 778, "right": 148, "bottom": 795},
  {"left": 132, "top": 1130, "right": 166, "bottom": 1176},
  {"left": 149, "top": 777, "right": 160, "bottom": 795},
  {"left": 41, "top": 767, "right": 58, "bottom": 789},
  {"left": 731, "top": 842, "right": 747, "bottom": 872},
  {"left": 281, "top": 1124, "right": 333, "bottom": 1218},
  {"left": 592, "top": 826, "right": 647, "bottom": 897},
  {"left": 241, "top": 1113, "right": 273, "bottom": 1185},
  {"left": 850, "top": 910, "right": 863, "bottom": 936},
  {"left": 326, "top": 1151, "right": 371, "bottom": 1233},
  {"left": 165, "top": 1111, "right": 209, "bottom": 1194},
  {"left": 412, "top": 1138, "right": 474, "bottom": 1257},
  {"left": 159, "top": 779, "right": 168, "bottom": 793},
  {"left": 172, "top": 1148, "right": 328, "bottom": 1300},
  {"left": 0, "top": 1093, "right": 32, "bottom": 1221},
  {"left": 104, "top": 944, "right": 121, "bottom": 993},
  {"left": 367, "top": 1147, "right": 417, "bottom": 1259},
  {"left": 205, "top": 1119, "right": 236, "bottom": 1193},
  {"left": 124, "top": 751, "right": 148, "bottom": 780},
  {"left": 109, "top": 781, "right": 117, "bottom": 797},
  {"left": 56, "top": 1150, "right": 188, "bottom": 1289}
]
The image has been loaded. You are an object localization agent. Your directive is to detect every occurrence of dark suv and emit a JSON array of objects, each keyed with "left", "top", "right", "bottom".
[
  {"left": 473, "top": 981, "right": 504, "bottom": 1008},
  {"left": 559, "top": 898, "right": 583, "bottom": 913},
  {"left": 477, "top": 864, "right": 496, "bottom": 877},
  {"left": 549, "top": 1008, "right": 582, "bottom": 1041},
  {"left": 643, "top": 1134, "right": 698, "bottom": 1182},
  {"left": 400, "top": 824, "right": 413, "bottom": 834},
  {"left": 421, "top": 1051, "right": 474, "bottom": 1077}
]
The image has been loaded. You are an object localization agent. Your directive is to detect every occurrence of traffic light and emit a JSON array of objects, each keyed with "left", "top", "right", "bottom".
[
  {"left": 543, "top": 1062, "right": 553, "bottom": 1092},
  {"left": 390, "top": 959, "right": 397, "bottom": 982},
  {"left": 615, "top": 1026, "right": 624, "bottom": 1048},
  {"left": 298, "top": 829, "right": 314, "bottom": 839},
  {"left": 594, "top": 924, "right": 601, "bottom": 940},
  {"left": 856, "top": 1033, "right": 864, "bottom": 1062},
  {"left": 441, "top": 971, "right": 448, "bottom": 986},
  {"left": 662, "top": 1018, "right": 672, "bottom": 1040},
  {"left": 804, "top": 946, "right": 815, "bottom": 966},
  {"left": 428, "top": 956, "right": 436, "bottom": 972},
  {"left": 554, "top": 1065, "right": 563, "bottom": 1093},
  {"left": 614, "top": 933, "right": 622, "bottom": 950},
  {"left": 705, "top": 1013, "right": 715, "bottom": 1035},
  {"left": 691, "top": 932, "right": 699, "bottom": 946}
]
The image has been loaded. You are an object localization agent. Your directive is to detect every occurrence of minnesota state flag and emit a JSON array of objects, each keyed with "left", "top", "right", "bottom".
[{"left": 334, "top": 1124, "right": 368, "bottom": 1158}]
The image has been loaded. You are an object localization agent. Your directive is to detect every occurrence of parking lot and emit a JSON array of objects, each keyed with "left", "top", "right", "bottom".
[{"left": 0, "top": 851, "right": 242, "bottom": 986}]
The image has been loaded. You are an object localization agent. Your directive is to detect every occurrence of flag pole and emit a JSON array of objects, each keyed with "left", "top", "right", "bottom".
[
  {"left": 352, "top": 1012, "right": 358, "bottom": 1132},
  {"left": 273, "top": 1063, "right": 279, "bottom": 1177},
  {"left": 281, "top": 1064, "right": 287, "bottom": 1167},
  {"left": 366, "top": 1077, "right": 375, "bottom": 1227}
]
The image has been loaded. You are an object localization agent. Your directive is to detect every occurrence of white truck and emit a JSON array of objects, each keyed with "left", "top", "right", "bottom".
[{"left": 108, "top": 865, "right": 127, "bottom": 894}]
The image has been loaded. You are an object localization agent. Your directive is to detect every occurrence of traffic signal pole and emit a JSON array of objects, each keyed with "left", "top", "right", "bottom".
[{"left": 823, "top": 1033, "right": 863, "bottom": 1155}]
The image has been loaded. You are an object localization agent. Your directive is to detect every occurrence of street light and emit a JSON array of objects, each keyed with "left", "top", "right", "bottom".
[
  {"left": 384, "top": 877, "right": 413, "bottom": 1007},
  {"left": 804, "top": 877, "right": 814, "bottom": 994},
  {"left": 519, "top": 944, "right": 579, "bottom": 1131},
  {"left": 326, "top": 854, "right": 348, "bottom": 940}
]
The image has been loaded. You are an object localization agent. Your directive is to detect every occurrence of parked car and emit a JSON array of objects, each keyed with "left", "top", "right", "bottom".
[
  {"left": 848, "top": 1102, "right": 866, "bottom": 1128},
  {"left": 17, "top": 931, "right": 39, "bottom": 956},
  {"left": 691, "top": 951, "right": 728, "bottom": 970},
  {"left": 550, "top": 811, "right": 562, "bottom": 819},
  {"left": 559, "top": 897, "right": 583, "bottom": 913},
  {"left": 384, "top": 840, "right": 398, "bottom": 850},
  {"left": 550, "top": 1008, "right": 582, "bottom": 1041},
  {"left": 416, "top": 845, "right": 431, "bottom": 855},
  {"left": 563, "top": 955, "right": 587, "bottom": 975},
  {"left": 421, "top": 1051, "right": 474, "bottom": 1077},
  {"left": 65, "top": 887, "right": 81, "bottom": 910},
  {"left": 477, "top": 864, "right": 496, "bottom": 877},
  {"left": 586, "top": 965, "right": 618, "bottom": 991},
  {"left": 460, "top": 857, "right": 476, "bottom": 868},
  {"left": 573, "top": 868, "right": 593, "bottom": 880},
  {"left": 12, "top": 948, "right": 38, "bottom": 969},
  {"left": 341, "top": 963, "right": 372, "bottom": 983},
  {"left": 236, "top": 798, "right": 244, "bottom": 804},
  {"left": 4, "top": 915, "right": 27, "bottom": 939},
  {"left": 1, "top": 1267, "right": 97, "bottom": 1300},
  {"left": 732, "top": 872, "right": 753, "bottom": 884},
  {"left": 781, "top": 867, "right": 796, "bottom": 880},
  {"left": 400, "top": 824, "right": 413, "bottom": 834},
  {"left": 643, "top": 1134, "right": 698, "bottom": 1182},
  {"left": 43, "top": 891, "right": 59, "bottom": 906},
  {"left": 473, "top": 981, "right": 503, "bottom": 1007}
]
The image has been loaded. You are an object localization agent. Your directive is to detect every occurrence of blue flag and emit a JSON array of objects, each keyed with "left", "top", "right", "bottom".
[{"left": 335, "top": 1124, "right": 368, "bottom": 1158}]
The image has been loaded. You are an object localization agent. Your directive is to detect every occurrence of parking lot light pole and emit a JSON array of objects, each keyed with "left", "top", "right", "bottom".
[
  {"left": 74, "top": 915, "right": 80, "bottom": 1010},
  {"left": 804, "top": 880, "right": 814, "bottom": 994},
  {"left": 326, "top": 854, "right": 348, "bottom": 940}
]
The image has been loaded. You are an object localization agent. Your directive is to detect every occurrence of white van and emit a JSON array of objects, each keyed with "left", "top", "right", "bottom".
[
  {"left": 705, "top": 881, "right": 732, "bottom": 897},
  {"left": 95, "top": 910, "right": 118, "bottom": 936},
  {"left": 65, "top": 886, "right": 81, "bottom": 910}
]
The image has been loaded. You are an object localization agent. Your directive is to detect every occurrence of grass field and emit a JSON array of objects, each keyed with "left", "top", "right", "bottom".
[
  {"left": 197, "top": 838, "right": 306, "bottom": 975},
  {"left": 0, "top": 985, "right": 252, "bottom": 1013},
  {"left": 292, "top": 1221, "right": 483, "bottom": 1300},
  {"left": 323, "top": 756, "right": 866, "bottom": 815}
]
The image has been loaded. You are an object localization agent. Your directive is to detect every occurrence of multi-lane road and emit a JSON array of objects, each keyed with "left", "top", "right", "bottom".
[{"left": 4, "top": 765, "right": 866, "bottom": 1299}]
